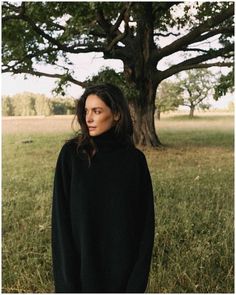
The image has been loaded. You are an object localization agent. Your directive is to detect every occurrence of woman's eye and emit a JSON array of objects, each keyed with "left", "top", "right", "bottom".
[{"left": 95, "top": 110, "right": 101, "bottom": 114}]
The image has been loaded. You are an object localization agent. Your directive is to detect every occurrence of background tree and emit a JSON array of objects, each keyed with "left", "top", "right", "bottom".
[
  {"left": 155, "top": 80, "right": 183, "bottom": 120},
  {"left": 2, "top": 96, "right": 14, "bottom": 116},
  {"left": 227, "top": 100, "right": 234, "bottom": 112},
  {"left": 49, "top": 97, "right": 75, "bottom": 115},
  {"left": 2, "top": 2, "right": 234, "bottom": 146},
  {"left": 12, "top": 92, "right": 36, "bottom": 116},
  {"left": 198, "top": 102, "right": 211, "bottom": 112},
  {"left": 34, "top": 94, "right": 51, "bottom": 116},
  {"left": 2, "top": 93, "right": 76, "bottom": 116},
  {"left": 176, "top": 69, "right": 215, "bottom": 118}
]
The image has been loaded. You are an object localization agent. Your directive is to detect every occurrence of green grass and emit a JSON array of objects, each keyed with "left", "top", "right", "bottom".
[
  {"left": 163, "top": 114, "right": 233, "bottom": 121},
  {"left": 2, "top": 115, "right": 234, "bottom": 293}
]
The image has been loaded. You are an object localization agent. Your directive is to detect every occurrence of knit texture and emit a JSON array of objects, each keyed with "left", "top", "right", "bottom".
[{"left": 52, "top": 127, "right": 155, "bottom": 293}]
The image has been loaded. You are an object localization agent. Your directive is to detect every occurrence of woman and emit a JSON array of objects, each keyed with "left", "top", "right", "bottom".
[{"left": 52, "top": 83, "right": 155, "bottom": 293}]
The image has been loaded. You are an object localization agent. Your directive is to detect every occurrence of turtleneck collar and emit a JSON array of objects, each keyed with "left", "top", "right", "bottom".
[{"left": 91, "top": 126, "right": 128, "bottom": 152}]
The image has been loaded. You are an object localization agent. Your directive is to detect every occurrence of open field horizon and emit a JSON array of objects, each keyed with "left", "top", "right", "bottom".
[
  {"left": 2, "top": 110, "right": 234, "bottom": 135},
  {"left": 2, "top": 112, "right": 234, "bottom": 293}
]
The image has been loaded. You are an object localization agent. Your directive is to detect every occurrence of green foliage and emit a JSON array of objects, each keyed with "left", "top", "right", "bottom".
[
  {"left": 2, "top": 2, "right": 234, "bottom": 95},
  {"left": 198, "top": 102, "right": 211, "bottom": 111},
  {"left": 155, "top": 80, "right": 183, "bottom": 115},
  {"left": 87, "top": 67, "right": 124, "bottom": 88},
  {"left": 50, "top": 97, "right": 75, "bottom": 115},
  {"left": 194, "top": 2, "right": 233, "bottom": 23},
  {"left": 214, "top": 70, "right": 234, "bottom": 100},
  {"left": 2, "top": 114, "right": 233, "bottom": 292},
  {"left": 2, "top": 2, "right": 234, "bottom": 146},
  {"left": 86, "top": 67, "right": 138, "bottom": 104},
  {"left": 2, "top": 92, "right": 75, "bottom": 116},
  {"left": 176, "top": 69, "right": 216, "bottom": 116},
  {"left": 11, "top": 92, "right": 37, "bottom": 116},
  {"left": 2, "top": 2, "right": 126, "bottom": 76}
]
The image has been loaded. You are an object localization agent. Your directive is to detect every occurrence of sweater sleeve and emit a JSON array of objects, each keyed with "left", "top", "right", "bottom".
[
  {"left": 126, "top": 151, "right": 155, "bottom": 293},
  {"left": 51, "top": 143, "right": 81, "bottom": 293}
]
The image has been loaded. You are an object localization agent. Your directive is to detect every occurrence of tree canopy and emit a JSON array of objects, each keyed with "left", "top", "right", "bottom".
[
  {"left": 86, "top": 67, "right": 138, "bottom": 104},
  {"left": 2, "top": 2, "right": 234, "bottom": 146},
  {"left": 155, "top": 80, "right": 183, "bottom": 119},
  {"left": 176, "top": 69, "right": 215, "bottom": 117}
]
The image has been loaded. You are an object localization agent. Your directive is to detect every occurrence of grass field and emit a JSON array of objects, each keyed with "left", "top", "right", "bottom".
[{"left": 2, "top": 112, "right": 234, "bottom": 293}]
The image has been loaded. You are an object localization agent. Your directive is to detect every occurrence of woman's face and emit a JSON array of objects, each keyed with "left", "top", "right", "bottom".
[{"left": 85, "top": 94, "right": 119, "bottom": 136}]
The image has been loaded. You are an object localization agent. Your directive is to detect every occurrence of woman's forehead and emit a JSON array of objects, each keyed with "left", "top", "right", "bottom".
[{"left": 85, "top": 94, "right": 107, "bottom": 108}]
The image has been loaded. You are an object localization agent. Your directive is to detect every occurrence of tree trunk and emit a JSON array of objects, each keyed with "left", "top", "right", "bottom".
[
  {"left": 130, "top": 82, "right": 162, "bottom": 147},
  {"left": 126, "top": 3, "right": 162, "bottom": 147},
  {"left": 189, "top": 106, "right": 195, "bottom": 118},
  {"left": 108, "top": 3, "right": 164, "bottom": 147},
  {"left": 156, "top": 109, "right": 161, "bottom": 120},
  {"left": 133, "top": 105, "right": 162, "bottom": 147}
]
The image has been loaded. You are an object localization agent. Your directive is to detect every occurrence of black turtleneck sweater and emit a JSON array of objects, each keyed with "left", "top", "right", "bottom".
[{"left": 52, "top": 127, "right": 155, "bottom": 293}]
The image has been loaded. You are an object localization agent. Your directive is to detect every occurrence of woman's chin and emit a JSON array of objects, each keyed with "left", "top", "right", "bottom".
[{"left": 89, "top": 129, "right": 100, "bottom": 136}]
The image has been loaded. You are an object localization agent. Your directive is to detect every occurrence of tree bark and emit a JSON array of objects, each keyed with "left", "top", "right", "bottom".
[
  {"left": 156, "top": 109, "right": 161, "bottom": 120},
  {"left": 130, "top": 82, "right": 162, "bottom": 147},
  {"left": 189, "top": 105, "right": 195, "bottom": 118},
  {"left": 124, "top": 3, "right": 162, "bottom": 147}
]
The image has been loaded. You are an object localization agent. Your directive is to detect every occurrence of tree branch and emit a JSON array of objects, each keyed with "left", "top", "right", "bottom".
[
  {"left": 159, "top": 44, "right": 234, "bottom": 80},
  {"left": 95, "top": 3, "right": 132, "bottom": 54},
  {"left": 2, "top": 2, "right": 24, "bottom": 22},
  {"left": 110, "top": 3, "right": 132, "bottom": 33},
  {"left": 192, "top": 27, "right": 234, "bottom": 44},
  {"left": 154, "top": 32, "right": 180, "bottom": 37},
  {"left": 18, "top": 10, "right": 104, "bottom": 53},
  {"left": 182, "top": 102, "right": 191, "bottom": 107},
  {"left": 104, "top": 4, "right": 132, "bottom": 52},
  {"left": 3, "top": 68, "right": 87, "bottom": 87},
  {"left": 189, "top": 62, "right": 233, "bottom": 69},
  {"left": 105, "top": 33, "right": 127, "bottom": 52},
  {"left": 96, "top": 6, "right": 111, "bottom": 34},
  {"left": 153, "top": 2, "right": 179, "bottom": 17},
  {"left": 2, "top": 47, "right": 59, "bottom": 72},
  {"left": 155, "top": 4, "right": 234, "bottom": 60},
  {"left": 2, "top": 14, "right": 21, "bottom": 22},
  {"left": 182, "top": 48, "right": 209, "bottom": 53}
]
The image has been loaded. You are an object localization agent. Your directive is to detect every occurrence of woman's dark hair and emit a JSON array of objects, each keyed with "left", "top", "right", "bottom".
[{"left": 72, "top": 83, "right": 134, "bottom": 164}]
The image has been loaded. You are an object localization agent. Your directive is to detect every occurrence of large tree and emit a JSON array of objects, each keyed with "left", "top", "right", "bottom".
[{"left": 2, "top": 2, "right": 234, "bottom": 146}]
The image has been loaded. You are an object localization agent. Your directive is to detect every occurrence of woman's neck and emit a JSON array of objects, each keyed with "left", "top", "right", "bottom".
[{"left": 91, "top": 126, "right": 125, "bottom": 152}]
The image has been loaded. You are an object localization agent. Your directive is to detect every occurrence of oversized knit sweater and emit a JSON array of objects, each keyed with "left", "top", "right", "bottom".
[{"left": 51, "top": 127, "right": 155, "bottom": 293}]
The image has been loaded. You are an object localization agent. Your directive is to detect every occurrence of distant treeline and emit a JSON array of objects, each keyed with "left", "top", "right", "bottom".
[{"left": 2, "top": 92, "right": 76, "bottom": 116}]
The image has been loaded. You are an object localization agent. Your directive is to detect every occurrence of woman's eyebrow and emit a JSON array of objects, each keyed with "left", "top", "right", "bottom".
[{"left": 85, "top": 107, "right": 103, "bottom": 110}]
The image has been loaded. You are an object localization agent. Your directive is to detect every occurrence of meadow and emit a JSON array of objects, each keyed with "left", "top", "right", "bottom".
[{"left": 2, "top": 112, "right": 234, "bottom": 293}]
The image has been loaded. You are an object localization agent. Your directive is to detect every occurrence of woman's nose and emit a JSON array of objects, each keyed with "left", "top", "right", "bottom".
[{"left": 86, "top": 111, "right": 94, "bottom": 123}]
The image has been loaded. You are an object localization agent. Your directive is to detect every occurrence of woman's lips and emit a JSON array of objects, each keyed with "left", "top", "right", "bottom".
[{"left": 88, "top": 127, "right": 96, "bottom": 130}]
